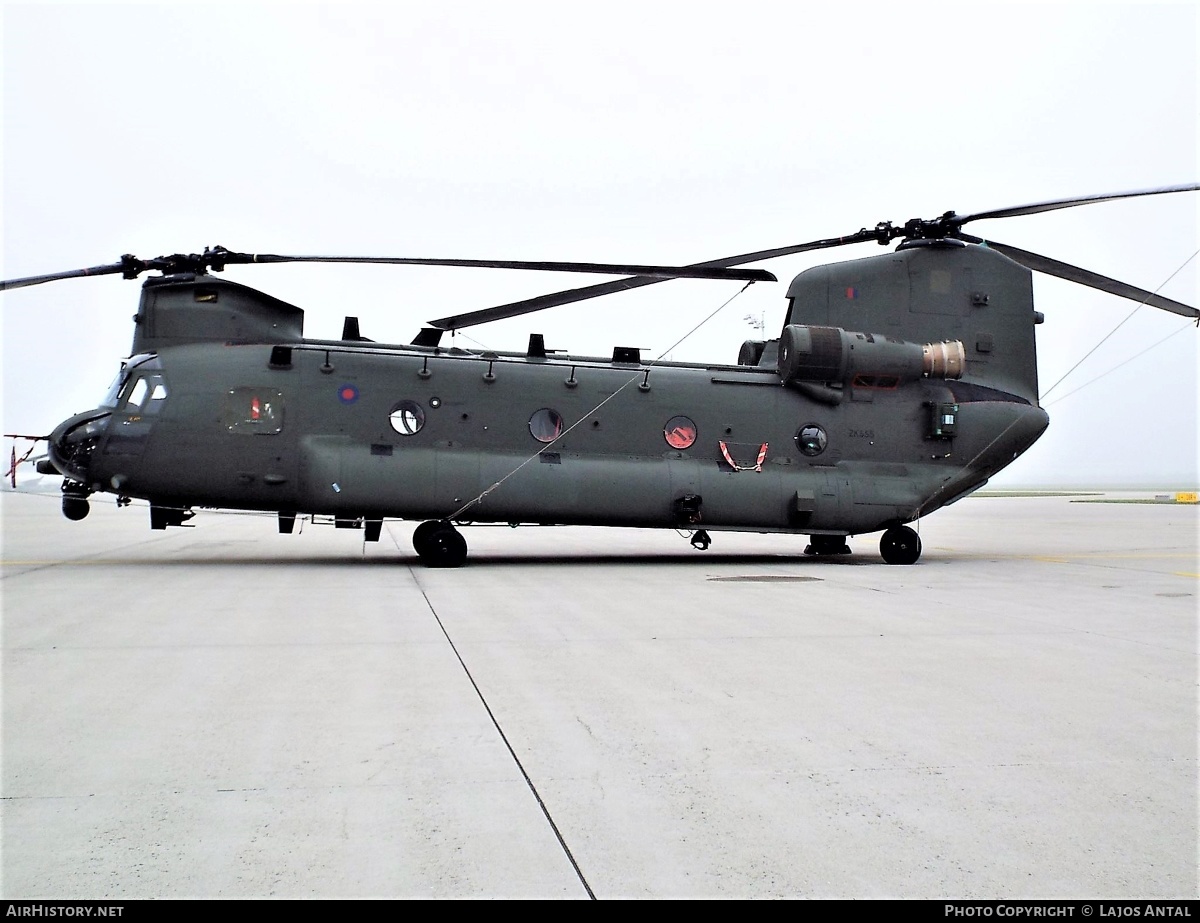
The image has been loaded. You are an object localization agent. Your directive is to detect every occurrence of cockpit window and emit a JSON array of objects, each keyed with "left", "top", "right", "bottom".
[
  {"left": 125, "top": 378, "right": 149, "bottom": 410},
  {"left": 118, "top": 373, "right": 169, "bottom": 414},
  {"left": 102, "top": 355, "right": 162, "bottom": 408},
  {"left": 224, "top": 388, "right": 284, "bottom": 434}
]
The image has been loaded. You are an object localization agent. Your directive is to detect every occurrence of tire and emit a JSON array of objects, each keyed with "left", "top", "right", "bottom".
[
  {"left": 879, "top": 526, "right": 921, "bottom": 565},
  {"left": 416, "top": 522, "right": 468, "bottom": 568},
  {"left": 412, "top": 519, "right": 448, "bottom": 557},
  {"left": 62, "top": 496, "right": 90, "bottom": 521}
]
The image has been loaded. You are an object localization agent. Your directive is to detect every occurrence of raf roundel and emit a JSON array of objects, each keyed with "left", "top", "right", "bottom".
[{"left": 338, "top": 384, "right": 360, "bottom": 405}]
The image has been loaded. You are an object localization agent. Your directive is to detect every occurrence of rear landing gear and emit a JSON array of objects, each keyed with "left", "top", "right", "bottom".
[
  {"left": 413, "top": 520, "right": 468, "bottom": 568},
  {"left": 879, "top": 525, "right": 921, "bottom": 565}
]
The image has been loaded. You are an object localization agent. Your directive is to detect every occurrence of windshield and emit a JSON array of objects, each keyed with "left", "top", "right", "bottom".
[{"left": 100, "top": 370, "right": 127, "bottom": 408}]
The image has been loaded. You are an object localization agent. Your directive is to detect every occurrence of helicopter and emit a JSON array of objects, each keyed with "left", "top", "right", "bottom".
[{"left": 3, "top": 184, "right": 1196, "bottom": 568}]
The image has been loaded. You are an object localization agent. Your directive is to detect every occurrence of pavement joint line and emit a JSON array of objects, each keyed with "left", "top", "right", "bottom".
[{"left": 410, "top": 566, "right": 597, "bottom": 900}]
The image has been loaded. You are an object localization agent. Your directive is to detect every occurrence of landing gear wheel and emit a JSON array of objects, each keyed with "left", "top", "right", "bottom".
[
  {"left": 413, "top": 520, "right": 468, "bottom": 568},
  {"left": 690, "top": 529, "right": 711, "bottom": 551},
  {"left": 879, "top": 525, "right": 921, "bottom": 565},
  {"left": 61, "top": 495, "right": 90, "bottom": 521},
  {"left": 805, "top": 534, "right": 850, "bottom": 556},
  {"left": 412, "top": 519, "right": 446, "bottom": 556}
]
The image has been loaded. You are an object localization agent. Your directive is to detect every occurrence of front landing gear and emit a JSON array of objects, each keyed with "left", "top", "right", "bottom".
[
  {"left": 879, "top": 525, "right": 921, "bottom": 565},
  {"left": 60, "top": 481, "right": 91, "bottom": 521},
  {"left": 412, "top": 520, "right": 468, "bottom": 568},
  {"left": 62, "top": 494, "right": 90, "bottom": 521}
]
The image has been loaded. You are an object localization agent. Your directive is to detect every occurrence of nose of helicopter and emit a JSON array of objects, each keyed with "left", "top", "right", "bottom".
[{"left": 47, "top": 409, "right": 111, "bottom": 486}]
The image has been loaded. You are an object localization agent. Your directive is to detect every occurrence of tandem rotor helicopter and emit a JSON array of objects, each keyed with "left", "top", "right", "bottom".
[{"left": 4, "top": 184, "right": 1197, "bottom": 567}]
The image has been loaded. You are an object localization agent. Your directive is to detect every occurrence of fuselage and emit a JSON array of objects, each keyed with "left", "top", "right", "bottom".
[{"left": 53, "top": 336, "right": 1048, "bottom": 537}]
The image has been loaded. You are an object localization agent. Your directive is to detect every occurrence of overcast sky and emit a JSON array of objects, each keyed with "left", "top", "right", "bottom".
[{"left": 2, "top": 1, "right": 1196, "bottom": 488}]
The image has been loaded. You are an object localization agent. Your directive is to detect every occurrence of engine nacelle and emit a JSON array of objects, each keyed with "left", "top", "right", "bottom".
[{"left": 777, "top": 324, "right": 964, "bottom": 387}]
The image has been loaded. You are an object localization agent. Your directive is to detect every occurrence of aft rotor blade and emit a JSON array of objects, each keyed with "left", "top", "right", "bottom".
[
  {"left": 957, "top": 183, "right": 1200, "bottom": 226},
  {"left": 428, "top": 230, "right": 878, "bottom": 330},
  {"left": 235, "top": 252, "right": 775, "bottom": 283},
  {"left": 965, "top": 235, "right": 1199, "bottom": 318}
]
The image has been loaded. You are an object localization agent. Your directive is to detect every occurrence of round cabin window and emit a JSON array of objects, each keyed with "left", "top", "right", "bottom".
[
  {"left": 796, "top": 423, "right": 828, "bottom": 457},
  {"left": 664, "top": 416, "right": 698, "bottom": 450},
  {"left": 389, "top": 400, "right": 426, "bottom": 435},
  {"left": 529, "top": 408, "right": 564, "bottom": 443}
]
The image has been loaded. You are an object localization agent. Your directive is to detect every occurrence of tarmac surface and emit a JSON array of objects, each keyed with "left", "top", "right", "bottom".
[{"left": 1, "top": 489, "right": 1196, "bottom": 899}]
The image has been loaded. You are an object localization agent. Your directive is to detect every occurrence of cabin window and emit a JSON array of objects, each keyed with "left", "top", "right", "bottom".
[
  {"left": 795, "top": 423, "right": 828, "bottom": 457},
  {"left": 664, "top": 416, "right": 697, "bottom": 450},
  {"left": 388, "top": 400, "right": 426, "bottom": 435},
  {"left": 529, "top": 408, "right": 564, "bottom": 443},
  {"left": 224, "top": 388, "right": 284, "bottom": 434}
]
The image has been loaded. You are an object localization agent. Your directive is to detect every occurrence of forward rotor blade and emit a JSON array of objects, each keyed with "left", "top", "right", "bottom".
[
  {"left": 957, "top": 182, "right": 1200, "bottom": 226},
  {"left": 428, "top": 231, "right": 878, "bottom": 330},
  {"left": 1, "top": 249, "right": 775, "bottom": 293},
  {"left": 0, "top": 261, "right": 130, "bottom": 291},
  {"left": 234, "top": 252, "right": 775, "bottom": 282},
  {"left": 965, "top": 235, "right": 1199, "bottom": 318}
]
